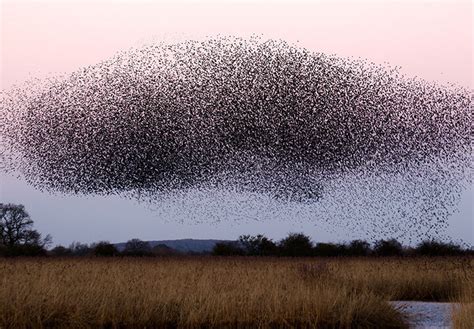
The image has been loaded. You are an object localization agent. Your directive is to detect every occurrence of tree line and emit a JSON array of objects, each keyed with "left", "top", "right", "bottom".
[
  {"left": 1, "top": 203, "right": 472, "bottom": 257},
  {"left": 213, "top": 233, "right": 474, "bottom": 257},
  {"left": 49, "top": 239, "right": 178, "bottom": 257}
]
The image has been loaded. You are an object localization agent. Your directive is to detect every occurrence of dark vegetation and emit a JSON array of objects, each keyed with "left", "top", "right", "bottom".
[
  {"left": 1, "top": 203, "right": 472, "bottom": 258},
  {"left": 213, "top": 234, "right": 473, "bottom": 257},
  {"left": 0, "top": 203, "right": 51, "bottom": 257}
]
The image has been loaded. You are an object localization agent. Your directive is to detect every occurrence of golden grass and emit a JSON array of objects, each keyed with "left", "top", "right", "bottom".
[
  {"left": 452, "top": 273, "right": 474, "bottom": 329},
  {"left": 325, "top": 257, "right": 472, "bottom": 301},
  {"left": 0, "top": 257, "right": 472, "bottom": 329}
]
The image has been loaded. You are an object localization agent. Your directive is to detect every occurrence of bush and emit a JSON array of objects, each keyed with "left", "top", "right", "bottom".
[
  {"left": 123, "top": 239, "right": 152, "bottom": 256},
  {"left": 279, "top": 233, "right": 313, "bottom": 257},
  {"left": 92, "top": 241, "right": 118, "bottom": 257},
  {"left": 373, "top": 239, "right": 403, "bottom": 256},
  {"left": 346, "top": 240, "right": 371, "bottom": 256},
  {"left": 239, "top": 235, "right": 278, "bottom": 256},
  {"left": 212, "top": 242, "right": 244, "bottom": 256},
  {"left": 69, "top": 242, "right": 92, "bottom": 256},
  {"left": 313, "top": 243, "right": 345, "bottom": 257},
  {"left": 0, "top": 244, "right": 47, "bottom": 257},
  {"left": 50, "top": 245, "right": 72, "bottom": 257},
  {"left": 415, "top": 240, "right": 464, "bottom": 256}
]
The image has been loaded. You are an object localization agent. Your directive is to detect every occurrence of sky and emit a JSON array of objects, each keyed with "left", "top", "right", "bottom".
[{"left": 0, "top": 0, "right": 472, "bottom": 246}]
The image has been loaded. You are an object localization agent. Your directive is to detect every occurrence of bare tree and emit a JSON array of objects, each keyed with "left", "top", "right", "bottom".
[
  {"left": 0, "top": 203, "right": 51, "bottom": 247},
  {"left": 123, "top": 238, "right": 152, "bottom": 256}
]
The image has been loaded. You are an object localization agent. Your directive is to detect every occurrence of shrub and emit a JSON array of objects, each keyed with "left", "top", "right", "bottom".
[
  {"left": 92, "top": 241, "right": 118, "bottom": 257},
  {"left": 415, "top": 240, "right": 464, "bottom": 256},
  {"left": 279, "top": 233, "right": 313, "bottom": 257},
  {"left": 123, "top": 239, "right": 152, "bottom": 256},
  {"left": 212, "top": 242, "right": 244, "bottom": 256},
  {"left": 50, "top": 245, "right": 72, "bottom": 257},
  {"left": 239, "top": 235, "right": 278, "bottom": 256},
  {"left": 0, "top": 244, "right": 47, "bottom": 257},
  {"left": 346, "top": 240, "right": 371, "bottom": 256},
  {"left": 373, "top": 239, "right": 403, "bottom": 256},
  {"left": 69, "top": 242, "right": 92, "bottom": 256},
  {"left": 313, "top": 243, "right": 345, "bottom": 257}
]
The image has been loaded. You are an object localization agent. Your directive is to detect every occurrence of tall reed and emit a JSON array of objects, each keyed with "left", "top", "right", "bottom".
[{"left": 0, "top": 257, "right": 471, "bottom": 328}]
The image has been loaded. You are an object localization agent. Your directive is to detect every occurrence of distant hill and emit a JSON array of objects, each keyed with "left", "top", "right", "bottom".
[{"left": 114, "top": 239, "right": 234, "bottom": 253}]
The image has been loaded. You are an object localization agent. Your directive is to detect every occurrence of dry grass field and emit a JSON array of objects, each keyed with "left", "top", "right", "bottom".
[
  {"left": 0, "top": 257, "right": 472, "bottom": 329},
  {"left": 452, "top": 277, "right": 474, "bottom": 329}
]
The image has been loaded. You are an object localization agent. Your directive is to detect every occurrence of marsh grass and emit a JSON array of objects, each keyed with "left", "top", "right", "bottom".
[
  {"left": 0, "top": 257, "right": 471, "bottom": 328},
  {"left": 328, "top": 257, "right": 471, "bottom": 301},
  {"left": 452, "top": 272, "right": 474, "bottom": 329}
]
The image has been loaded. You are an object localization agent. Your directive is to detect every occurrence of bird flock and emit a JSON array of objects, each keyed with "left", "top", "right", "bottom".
[{"left": 0, "top": 37, "right": 471, "bottom": 241}]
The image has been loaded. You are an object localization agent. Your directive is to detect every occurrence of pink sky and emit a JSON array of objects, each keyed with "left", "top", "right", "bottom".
[{"left": 1, "top": 0, "right": 472, "bottom": 90}]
